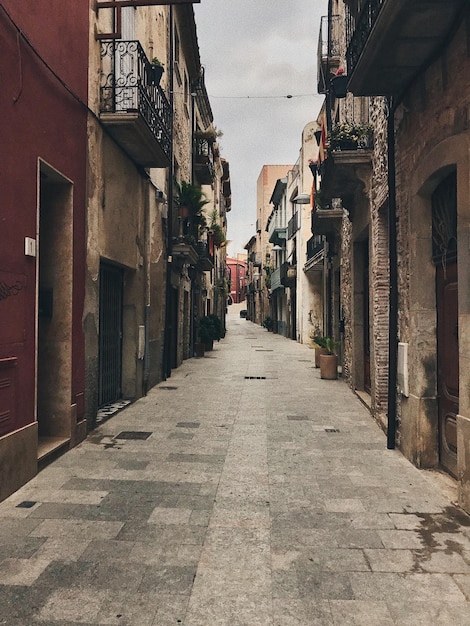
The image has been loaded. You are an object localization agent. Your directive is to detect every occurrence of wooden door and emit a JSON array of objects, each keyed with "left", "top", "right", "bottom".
[
  {"left": 436, "top": 262, "right": 459, "bottom": 477},
  {"left": 99, "top": 263, "right": 123, "bottom": 406}
]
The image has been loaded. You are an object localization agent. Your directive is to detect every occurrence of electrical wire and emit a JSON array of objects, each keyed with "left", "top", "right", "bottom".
[{"left": 208, "top": 93, "right": 313, "bottom": 99}]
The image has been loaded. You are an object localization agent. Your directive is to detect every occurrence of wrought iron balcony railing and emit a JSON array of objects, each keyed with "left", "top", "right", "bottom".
[
  {"left": 345, "top": 0, "right": 464, "bottom": 96},
  {"left": 346, "top": 0, "right": 384, "bottom": 77},
  {"left": 195, "top": 240, "right": 214, "bottom": 271},
  {"left": 287, "top": 212, "right": 299, "bottom": 239},
  {"left": 100, "top": 40, "right": 171, "bottom": 167},
  {"left": 194, "top": 138, "right": 215, "bottom": 184},
  {"left": 306, "top": 235, "right": 326, "bottom": 261},
  {"left": 270, "top": 267, "right": 283, "bottom": 293},
  {"left": 317, "top": 14, "right": 342, "bottom": 94}
]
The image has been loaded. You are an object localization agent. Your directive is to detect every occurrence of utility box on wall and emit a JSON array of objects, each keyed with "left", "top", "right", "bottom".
[{"left": 397, "top": 342, "right": 409, "bottom": 397}]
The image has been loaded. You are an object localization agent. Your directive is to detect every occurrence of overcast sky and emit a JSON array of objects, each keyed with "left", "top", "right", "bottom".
[{"left": 194, "top": 0, "right": 328, "bottom": 257}]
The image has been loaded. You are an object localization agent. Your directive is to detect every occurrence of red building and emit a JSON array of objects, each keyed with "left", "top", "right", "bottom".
[
  {"left": 0, "top": 1, "right": 88, "bottom": 500},
  {"left": 226, "top": 257, "right": 247, "bottom": 304}
]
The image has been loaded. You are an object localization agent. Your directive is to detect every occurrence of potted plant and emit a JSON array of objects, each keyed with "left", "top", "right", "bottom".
[
  {"left": 174, "top": 180, "right": 208, "bottom": 236},
  {"left": 194, "top": 339, "right": 205, "bottom": 358},
  {"left": 207, "top": 313, "right": 224, "bottom": 341},
  {"left": 262, "top": 316, "right": 274, "bottom": 331},
  {"left": 319, "top": 337, "right": 338, "bottom": 380},
  {"left": 197, "top": 314, "right": 223, "bottom": 351},
  {"left": 330, "top": 122, "right": 373, "bottom": 151},
  {"left": 197, "top": 316, "right": 214, "bottom": 352},
  {"left": 312, "top": 335, "right": 329, "bottom": 368},
  {"left": 150, "top": 57, "right": 164, "bottom": 86}
]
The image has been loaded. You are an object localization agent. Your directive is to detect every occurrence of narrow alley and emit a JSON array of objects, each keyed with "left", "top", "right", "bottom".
[{"left": 1, "top": 305, "right": 470, "bottom": 626}]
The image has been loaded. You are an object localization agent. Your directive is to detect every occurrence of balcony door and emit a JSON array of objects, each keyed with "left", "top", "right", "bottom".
[{"left": 115, "top": 7, "right": 136, "bottom": 113}]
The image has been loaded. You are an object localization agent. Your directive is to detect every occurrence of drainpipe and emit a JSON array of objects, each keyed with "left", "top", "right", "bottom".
[
  {"left": 162, "top": 5, "right": 175, "bottom": 380},
  {"left": 387, "top": 96, "right": 398, "bottom": 449}
]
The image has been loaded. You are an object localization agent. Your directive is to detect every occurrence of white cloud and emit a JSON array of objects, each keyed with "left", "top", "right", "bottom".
[{"left": 194, "top": 0, "right": 328, "bottom": 255}]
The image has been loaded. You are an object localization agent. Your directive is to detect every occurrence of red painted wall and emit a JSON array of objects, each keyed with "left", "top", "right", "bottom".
[
  {"left": 226, "top": 258, "right": 247, "bottom": 304},
  {"left": 0, "top": 1, "right": 88, "bottom": 433}
]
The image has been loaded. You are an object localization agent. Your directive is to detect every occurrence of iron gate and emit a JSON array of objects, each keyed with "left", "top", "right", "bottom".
[{"left": 99, "top": 262, "right": 123, "bottom": 406}]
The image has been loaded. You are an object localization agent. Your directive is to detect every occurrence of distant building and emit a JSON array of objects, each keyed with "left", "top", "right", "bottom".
[{"left": 226, "top": 256, "right": 247, "bottom": 304}]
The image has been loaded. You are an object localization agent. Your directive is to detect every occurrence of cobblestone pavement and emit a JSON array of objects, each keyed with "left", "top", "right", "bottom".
[{"left": 1, "top": 304, "right": 470, "bottom": 625}]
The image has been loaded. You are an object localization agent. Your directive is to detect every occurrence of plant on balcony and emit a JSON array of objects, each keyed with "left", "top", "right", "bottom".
[
  {"left": 150, "top": 57, "right": 164, "bottom": 86},
  {"left": 209, "top": 210, "right": 226, "bottom": 248},
  {"left": 330, "top": 122, "right": 373, "bottom": 150},
  {"left": 175, "top": 180, "right": 208, "bottom": 240}
]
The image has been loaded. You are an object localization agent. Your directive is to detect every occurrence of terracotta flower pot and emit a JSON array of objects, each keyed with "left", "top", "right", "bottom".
[
  {"left": 319, "top": 354, "right": 338, "bottom": 380},
  {"left": 314, "top": 347, "right": 328, "bottom": 368},
  {"left": 178, "top": 205, "right": 190, "bottom": 219}
]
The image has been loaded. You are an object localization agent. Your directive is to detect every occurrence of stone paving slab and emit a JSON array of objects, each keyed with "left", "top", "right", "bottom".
[{"left": 1, "top": 305, "right": 470, "bottom": 624}]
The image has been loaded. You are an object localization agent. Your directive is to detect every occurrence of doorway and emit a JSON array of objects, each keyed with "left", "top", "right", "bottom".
[
  {"left": 99, "top": 262, "right": 123, "bottom": 406},
  {"left": 37, "top": 162, "right": 73, "bottom": 457},
  {"left": 433, "top": 172, "right": 458, "bottom": 477}
]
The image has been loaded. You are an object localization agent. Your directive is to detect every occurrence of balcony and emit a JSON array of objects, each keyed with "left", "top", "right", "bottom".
[
  {"left": 249, "top": 252, "right": 261, "bottom": 267},
  {"left": 195, "top": 241, "right": 214, "bottom": 271},
  {"left": 287, "top": 212, "right": 299, "bottom": 240},
  {"left": 318, "top": 14, "right": 342, "bottom": 94},
  {"left": 311, "top": 205, "right": 344, "bottom": 236},
  {"left": 280, "top": 262, "right": 296, "bottom": 288},
  {"left": 100, "top": 40, "right": 171, "bottom": 167},
  {"left": 267, "top": 212, "right": 287, "bottom": 246},
  {"left": 270, "top": 267, "right": 283, "bottom": 293},
  {"left": 305, "top": 235, "right": 326, "bottom": 273},
  {"left": 346, "top": 0, "right": 466, "bottom": 96},
  {"left": 172, "top": 238, "right": 199, "bottom": 266},
  {"left": 318, "top": 134, "right": 373, "bottom": 224},
  {"left": 194, "top": 138, "right": 215, "bottom": 185}
]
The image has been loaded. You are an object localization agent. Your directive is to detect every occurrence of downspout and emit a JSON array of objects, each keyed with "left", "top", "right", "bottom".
[
  {"left": 162, "top": 5, "right": 175, "bottom": 380},
  {"left": 387, "top": 96, "right": 398, "bottom": 449},
  {"left": 324, "top": 0, "right": 333, "bottom": 338}
]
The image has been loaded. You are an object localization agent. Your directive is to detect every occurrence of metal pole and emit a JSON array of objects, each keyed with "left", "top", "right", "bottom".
[{"left": 387, "top": 96, "right": 398, "bottom": 449}]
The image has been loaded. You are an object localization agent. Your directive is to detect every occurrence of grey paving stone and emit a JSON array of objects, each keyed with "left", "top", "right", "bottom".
[
  {"left": 138, "top": 565, "right": 197, "bottom": 594},
  {"left": 1, "top": 308, "right": 470, "bottom": 624}
]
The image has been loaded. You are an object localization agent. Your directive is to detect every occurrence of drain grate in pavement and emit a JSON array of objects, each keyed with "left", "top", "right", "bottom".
[
  {"left": 256, "top": 349, "right": 273, "bottom": 352},
  {"left": 324, "top": 428, "right": 340, "bottom": 433},
  {"left": 244, "top": 376, "right": 267, "bottom": 380},
  {"left": 16, "top": 501, "right": 37, "bottom": 509},
  {"left": 176, "top": 422, "right": 200, "bottom": 428},
  {"left": 115, "top": 431, "right": 153, "bottom": 440},
  {"left": 159, "top": 386, "right": 178, "bottom": 390},
  {"left": 287, "top": 415, "right": 309, "bottom": 421}
]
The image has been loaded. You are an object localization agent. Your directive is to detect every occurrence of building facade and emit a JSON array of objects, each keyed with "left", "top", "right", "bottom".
[
  {"left": 0, "top": 0, "right": 228, "bottom": 502},
  {"left": 226, "top": 256, "right": 247, "bottom": 305},
  {"left": 318, "top": 0, "right": 470, "bottom": 512},
  {"left": 0, "top": 1, "right": 89, "bottom": 500}
]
